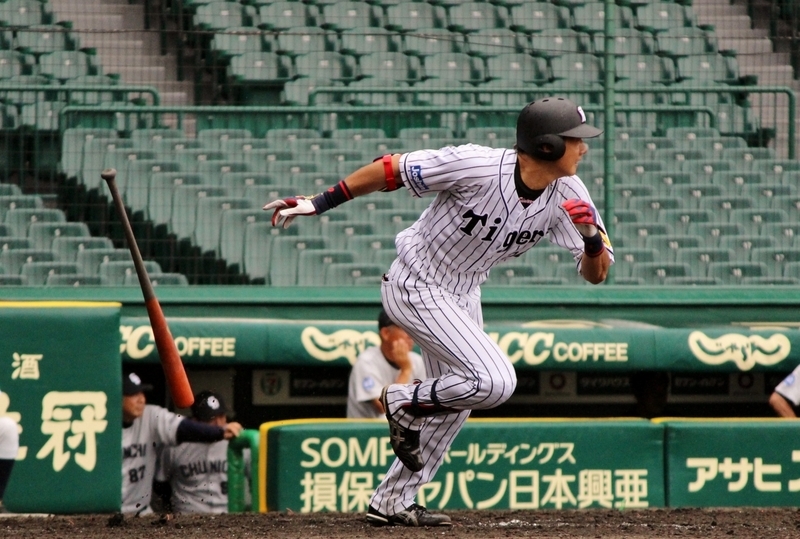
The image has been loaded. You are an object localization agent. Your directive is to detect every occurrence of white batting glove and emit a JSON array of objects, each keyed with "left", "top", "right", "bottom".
[{"left": 263, "top": 196, "right": 317, "bottom": 229}]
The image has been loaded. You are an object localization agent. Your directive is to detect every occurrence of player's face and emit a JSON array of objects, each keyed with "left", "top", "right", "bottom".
[
  {"left": 383, "top": 325, "right": 414, "bottom": 349},
  {"left": 122, "top": 392, "right": 146, "bottom": 422},
  {"left": 556, "top": 137, "right": 588, "bottom": 176}
]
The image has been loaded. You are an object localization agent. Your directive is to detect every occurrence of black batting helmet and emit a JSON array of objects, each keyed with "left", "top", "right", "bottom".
[{"left": 516, "top": 97, "right": 603, "bottom": 161}]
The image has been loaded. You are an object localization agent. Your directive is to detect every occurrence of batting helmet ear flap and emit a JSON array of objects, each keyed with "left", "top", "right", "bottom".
[{"left": 528, "top": 134, "right": 566, "bottom": 162}]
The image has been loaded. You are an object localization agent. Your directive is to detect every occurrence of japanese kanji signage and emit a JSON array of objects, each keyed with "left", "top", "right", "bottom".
[
  {"left": 664, "top": 420, "right": 800, "bottom": 507},
  {"left": 259, "top": 419, "right": 665, "bottom": 512},
  {"left": 0, "top": 301, "right": 122, "bottom": 513}
]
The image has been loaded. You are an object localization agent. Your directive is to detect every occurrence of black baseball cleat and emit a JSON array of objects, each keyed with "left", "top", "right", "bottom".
[
  {"left": 366, "top": 504, "right": 452, "bottom": 527},
  {"left": 381, "top": 386, "right": 423, "bottom": 472}
]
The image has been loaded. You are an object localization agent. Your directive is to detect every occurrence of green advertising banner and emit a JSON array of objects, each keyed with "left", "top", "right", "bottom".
[
  {"left": 259, "top": 419, "right": 664, "bottom": 513},
  {"left": 121, "top": 317, "right": 798, "bottom": 373},
  {"left": 0, "top": 301, "right": 122, "bottom": 513},
  {"left": 663, "top": 420, "right": 800, "bottom": 507}
]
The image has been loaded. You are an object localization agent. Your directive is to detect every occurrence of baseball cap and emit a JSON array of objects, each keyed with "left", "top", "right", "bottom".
[
  {"left": 191, "top": 390, "right": 228, "bottom": 421},
  {"left": 516, "top": 97, "right": 603, "bottom": 146},
  {"left": 123, "top": 372, "right": 153, "bottom": 396},
  {"left": 378, "top": 309, "right": 397, "bottom": 330}
]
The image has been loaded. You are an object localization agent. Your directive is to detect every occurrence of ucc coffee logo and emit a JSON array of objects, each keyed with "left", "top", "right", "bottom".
[
  {"left": 301, "top": 327, "right": 380, "bottom": 365},
  {"left": 688, "top": 331, "right": 790, "bottom": 371}
]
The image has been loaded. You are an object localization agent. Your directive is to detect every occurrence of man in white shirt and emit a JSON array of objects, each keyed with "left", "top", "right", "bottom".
[{"left": 347, "top": 310, "right": 427, "bottom": 419}]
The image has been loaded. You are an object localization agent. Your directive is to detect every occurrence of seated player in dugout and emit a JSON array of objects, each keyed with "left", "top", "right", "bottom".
[
  {"left": 155, "top": 390, "right": 241, "bottom": 514},
  {"left": 266, "top": 96, "right": 613, "bottom": 527},
  {"left": 347, "top": 309, "right": 428, "bottom": 419},
  {"left": 121, "top": 373, "right": 243, "bottom": 516}
]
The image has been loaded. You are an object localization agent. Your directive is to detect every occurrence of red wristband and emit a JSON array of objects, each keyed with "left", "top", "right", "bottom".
[{"left": 382, "top": 154, "right": 397, "bottom": 191}]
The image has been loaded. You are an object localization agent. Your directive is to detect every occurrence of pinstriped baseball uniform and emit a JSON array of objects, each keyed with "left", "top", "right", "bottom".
[{"left": 370, "top": 144, "right": 614, "bottom": 515}]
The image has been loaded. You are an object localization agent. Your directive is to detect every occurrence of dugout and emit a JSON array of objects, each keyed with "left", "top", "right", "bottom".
[{"left": 3, "top": 285, "right": 798, "bottom": 426}]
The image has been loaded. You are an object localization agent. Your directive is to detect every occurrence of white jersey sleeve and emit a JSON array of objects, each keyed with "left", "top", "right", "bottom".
[{"left": 121, "top": 405, "right": 183, "bottom": 515}]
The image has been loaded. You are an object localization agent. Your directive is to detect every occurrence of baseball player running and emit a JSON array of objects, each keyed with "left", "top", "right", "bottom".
[
  {"left": 122, "top": 373, "right": 243, "bottom": 515},
  {"left": 265, "top": 97, "right": 614, "bottom": 526},
  {"left": 156, "top": 391, "right": 237, "bottom": 513}
]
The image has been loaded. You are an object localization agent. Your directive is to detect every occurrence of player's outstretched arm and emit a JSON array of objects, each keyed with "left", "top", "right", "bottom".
[
  {"left": 769, "top": 391, "right": 797, "bottom": 418},
  {"left": 264, "top": 154, "right": 402, "bottom": 228}
]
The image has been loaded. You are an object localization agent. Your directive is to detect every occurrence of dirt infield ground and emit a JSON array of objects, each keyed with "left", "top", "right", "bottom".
[{"left": 3, "top": 508, "right": 800, "bottom": 539}]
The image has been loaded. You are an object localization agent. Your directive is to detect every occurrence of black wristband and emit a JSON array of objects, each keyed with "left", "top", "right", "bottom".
[
  {"left": 311, "top": 181, "right": 353, "bottom": 215},
  {"left": 583, "top": 232, "right": 605, "bottom": 258}
]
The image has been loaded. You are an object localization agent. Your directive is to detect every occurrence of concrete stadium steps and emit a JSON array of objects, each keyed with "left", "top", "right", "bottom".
[{"left": 48, "top": 0, "right": 193, "bottom": 106}]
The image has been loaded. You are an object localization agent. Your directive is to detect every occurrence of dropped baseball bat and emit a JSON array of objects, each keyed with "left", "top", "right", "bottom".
[{"left": 101, "top": 168, "right": 194, "bottom": 408}]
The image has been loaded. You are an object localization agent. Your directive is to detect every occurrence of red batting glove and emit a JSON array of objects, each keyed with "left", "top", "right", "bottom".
[
  {"left": 562, "top": 198, "right": 599, "bottom": 237},
  {"left": 263, "top": 196, "right": 317, "bottom": 229}
]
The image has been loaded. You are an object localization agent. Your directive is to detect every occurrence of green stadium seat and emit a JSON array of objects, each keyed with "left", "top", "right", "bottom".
[
  {"left": 130, "top": 128, "right": 184, "bottom": 149},
  {"left": 485, "top": 53, "right": 548, "bottom": 84},
  {"left": 99, "top": 260, "right": 162, "bottom": 286},
  {"left": 614, "top": 185, "right": 655, "bottom": 209},
  {"left": 220, "top": 138, "right": 272, "bottom": 160},
  {"left": 612, "top": 209, "right": 645, "bottom": 225},
  {"left": 324, "top": 262, "right": 384, "bottom": 286},
  {"left": 422, "top": 52, "right": 483, "bottom": 83},
  {"left": 241, "top": 222, "right": 294, "bottom": 281},
  {"left": 269, "top": 235, "right": 328, "bottom": 285},
  {"left": 127, "top": 273, "right": 189, "bottom": 286},
  {"left": 402, "top": 28, "right": 461, "bottom": 58},
  {"left": 0, "top": 0, "right": 45, "bottom": 27},
  {"left": 243, "top": 184, "right": 300, "bottom": 207},
  {"left": 743, "top": 184, "right": 794, "bottom": 208},
  {"left": 465, "top": 127, "right": 515, "bottom": 148},
  {"left": 219, "top": 172, "right": 275, "bottom": 197},
  {"left": 477, "top": 78, "right": 529, "bottom": 108},
  {"left": 686, "top": 222, "right": 744, "bottom": 248},
  {"left": 345, "top": 234, "right": 397, "bottom": 263},
  {"left": 718, "top": 235, "right": 775, "bottom": 260},
  {"left": 358, "top": 52, "right": 421, "bottom": 82},
  {"left": 258, "top": 3, "right": 313, "bottom": 31},
  {"left": 321, "top": 221, "right": 375, "bottom": 249},
  {"left": 708, "top": 261, "right": 767, "bottom": 285},
  {"left": 294, "top": 51, "right": 356, "bottom": 81},
  {"left": 385, "top": 3, "right": 447, "bottom": 32},
  {"left": 265, "top": 128, "right": 321, "bottom": 143},
  {"left": 750, "top": 248, "right": 800, "bottom": 278},
  {"left": 630, "top": 261, "right": 691, "bottom": 285},
  {"left": 555, "top": 262, "right": 588, "bottom": 283},
  {"left": 628, "top": 195, "right": 683, "bottom": 221},
  {"left": 656, "top": 32, "right": 712, "bottom": 59},
  {"left": 644, "top": 234, "right": 704, "bottom": 261},
  {"left": 663, "top": 276, "right": 722, "bottom": 286},
  {"left": 465, "top": 29, "right": 524, "bottom": 58},
  {"left": 340, "top": 28, "right": 396, "bottom": 57},
  {"left": 19, "top": 100, "right": 65, "bottom": 132},
  {"left": 697, "top": 195, "right": 754, "bottom": 223},
  {"left": 676, "top": 55, "right": 738, "bottom": 84},
  {"left": 297, "top": 249, "right": 356, "bottom": 285},
  {"left": 170, "top": 185, "right": 228, "bottom": 239},
  {"left": 642, "top": 171, "right": 693, "bottom": 195},
  {"left": 266, "top": 160, "right": 318, "bottom": 175},
  {"left": 75, "top": 248, "right": 132, "bottom": 275},
  {"left": 39, "top": 51, "right": 91, "bottom": 81},
  {"left": 367, "top": 208, "right": 419, "bottom": 236},
  {"left": 741, "top": 276, "right": 799, "bottom": 285},
  {"left": 711, "top": 171, "right": 765, "bottom": 195},
  {"left": 635, "top": 3, "right": 692, "bottom": 33},
  {"left": 621, "top": 136, "right": 676, "bottom": 157},
  {"left": 27, "top": 222, "right": 90, "bottom": 251},
  {"left": 614, "top": 159, "right": 663, "bottom": 177},
  {"left": 320, "top": 2, "right": 380, "bottom": 32},
  {"left": 616, "top": 54, "right": 672, "bottom": 84},
  {"left": 0, "top": 194, "right": 43, "bottom": 222},
  {"left": 688, "top": 136, "right": 747, "bottom": 156},
  {"left": 409, "top": 78, "right": 471, "bottom": 107},
  {"left": 681, "top": 160, "right": 731, "bottom": 183},
  {"left": 211, "top": 28, "right": 267, "bottom": 62},
  {"left": 197, "top": 128, "right": 254, "bottom": 149},
  {"left": 592, "top": 29, "right": 655, "bottom": 55},
  {"left": 287, "top": 138, "right": 340, "bottom": 154},
  {"left": 447, "top": 2, "right": 507, "bottom": 34},
  {"left": 172, "top": 149, "right": 227, "bottom": 173},
  {"left": 524, "top": 246, "right": 574, "bottom": 273},
  {"left": 398, "top": 127, "right": 454, "bottom": 145},
  {"left": 729, "top": 209, "right": 789, "bottom": 234},
  {"left": 148, "top": 173, "right": 206, "bottom": 225},
  {"left": 784, "top": 262, "right": 800, "bottom": 281},
  {"left": 125, "top": 160, "right": 182, "bottom": 213},
  {"left": 45, "top": 274, "right": 106, "bottom": 287},
  {"left": 0, "top": 275, "right": 25, "bottom": 285},
  {"left": 197, "top": 160, "right": 250, "bottom": 177},
  {"left": 236, "top": 148, "right": 293, "bottom": 173},
  {"left": 550, "top": 53, "right": 604, "bottom": 89},
  {"left": 508, "top": 3, "right": 569, "bottom": 33},
  {"left": 345, "top": 78, "right": 408, "bottom": 106},
  {"left": 311, "top": 149, "right": 363, "bottom": 172},
  {"left": 219, "top": 208, "right": 273, "bottom": 268},
  {"left": 761, "top": 223, "right": 800, "bottom": 248},
  {"left": 51, "top": 236, "right": 114, "bottom": 263},
  {"left": 530, "top": 29, "right": 587, "bottom": 59},
  {"left": 0, "top": 249, "right": 54, "bottom": 274},
  {"left": 615, "top": 222, "right": 673, "bottom": 249},
  {"left": 668, "top": 184, "right": 723, "bottom": 210},
  {"left": 483, "top": 263, "right": 538, "bottom": 286},
  {"left": 0, "top": 51, "right": 28, "bottom": 79},
  {"left": 283, "top": 172, "right": 336, "bottom": 192},
  {"left": 152, "top": 138, "right": 206, "bottom": 159},
  {"left": 4, "top": 208, "right": 65, "bottom": 237},
  {"left": 755, "top": 161, "right": 800, "bottom": 184},
  {"left": 15, "top": 25, "right": 71, "bottom": 57},
  {"left": 613, "top": 248, "right": 659, "bottom": 278},
  {"left": 62, "top": 129, "right": 118, "bottom": 180},
  {"left": 194, "top": 2, "right": 248, "bottom": 31},
  {"left": 675, "top": 247, "right": 734, "bottom": 278},
  {"left": 228, "top": 52, "right": 291, "bottom": 85},
  {"left": 195, "top": 196, "right": 254, "bottom": 253},
  {"left": 20, "top": 261, "right": 80, "bottom": 285},
  {"left": 275, "top": 27, "right": 332, "bottom": 57},
  {"left": 0, "top": 236, "right": 30, "bottom": 251}
]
